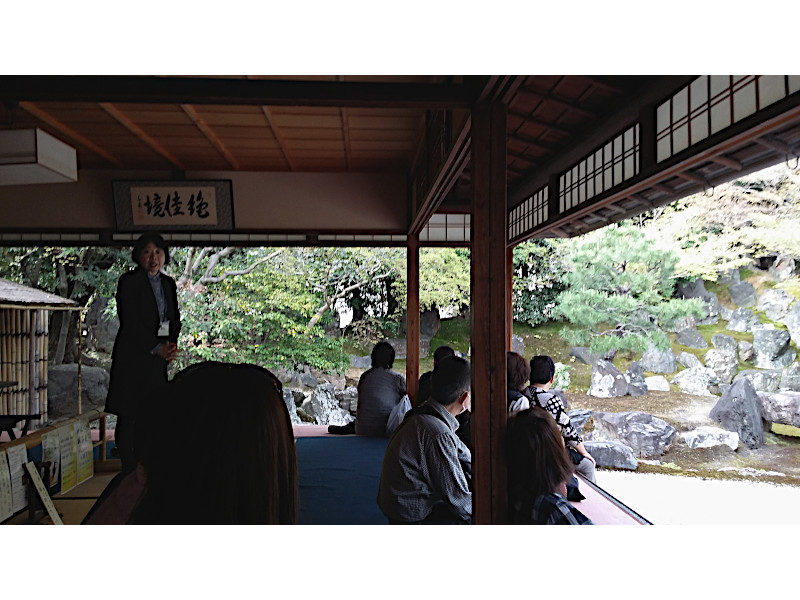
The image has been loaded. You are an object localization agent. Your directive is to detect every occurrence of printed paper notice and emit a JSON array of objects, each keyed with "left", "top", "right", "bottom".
[
  {"left": 0, "top": 451, "right": 14, "bottom": 522},
  {"left": 6, "top": 444, "right": 29, "bottom": 513},
  {"left": 41, "top": 431, "right": 61, "bottom": 488},
  {"left": 24, "top": 462, "right": 63, "bottom": 525},
  {"left": 59, "top": 424, "right": 78, "bottom": 494},
  {"left": 76, "top": 420, "right": 94, "bottom": 485}
]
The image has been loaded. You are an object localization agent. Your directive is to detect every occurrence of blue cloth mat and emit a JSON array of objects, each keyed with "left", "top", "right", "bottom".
[{"left": 296, "top": 436, "right": 389, "bottom": 525}]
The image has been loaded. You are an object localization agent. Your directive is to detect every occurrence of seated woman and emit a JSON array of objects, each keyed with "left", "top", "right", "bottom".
[
  {"left": 84, "top": 361, "right": 298, "bottom": 524},
  {"left": 506, "top": 351, "right": 530, "bottom": 415},
  {"left": 355, "top": 341, "right": 407, "bottom": 437},
  {"left": 507, "top": 407, "right": 593, "bottom": 525}
]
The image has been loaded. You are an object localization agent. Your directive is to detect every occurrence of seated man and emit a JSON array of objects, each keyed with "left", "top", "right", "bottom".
[
  {"left": 355, "top": 341, "right": 407, "bottom": 436},
  {"left": 416, "top": 345, "right": 471, "bottom": 452},
  {"left": 378, "top": 356, "right": 472, "bottom": 524}
]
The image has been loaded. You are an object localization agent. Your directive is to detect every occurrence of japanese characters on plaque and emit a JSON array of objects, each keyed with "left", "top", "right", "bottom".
[{"left": 131, "top": 186, "right": 217, "bottom": 226}]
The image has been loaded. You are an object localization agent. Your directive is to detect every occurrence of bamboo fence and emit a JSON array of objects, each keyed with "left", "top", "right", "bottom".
[{"left": 0, "top": 307, "right": 50, "bottom": 421}]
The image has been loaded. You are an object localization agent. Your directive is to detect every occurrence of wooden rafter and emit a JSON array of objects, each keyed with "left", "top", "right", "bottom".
[
  {"left": 99, "top": 103, "right": 184, "bottom": 169},
  {"left": 339, "top": 76, "right": 352, "bottom": 169},
  {"left": 515, "top": 85, "right": 596, "bottom": 120},
  {"left": 18, "top": 101, "right": 122, "bottom": 167},
  {"left": 259, "top": 106, "right": 296, "bottom": 171},
  {"left": 709, "top": 155, "right": 743, "bottom": 170},
  {"left": 509, "top": 109, "right": 574, "bottom": 137},
  {"left": 181, "top": 104, "right": 240, "bottom": 170}
]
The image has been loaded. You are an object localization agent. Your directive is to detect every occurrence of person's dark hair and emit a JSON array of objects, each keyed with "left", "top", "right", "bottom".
[
  {"left": 132, "top": 232, "right": 171, "bottom": 266},
  {"left": 530, "top": 355, "right": 556, "bottom": 386},
  {"left": 431, "top": 355, "right": 470, "bottom": 406},
  {"left": 433, "top": 345, "right": 456, "bottom": 367},
  {"left": 507, "top": 407, "right": 574, "bottom": 523},
  {"left": 507, "top": 351, "right": 531, "bottom": 392},
  {"left": 132, "top": 361, "right": 298, "bottom": 524},
  {"left": 371, "top": 341, "right": 395, "bottom": 368}
]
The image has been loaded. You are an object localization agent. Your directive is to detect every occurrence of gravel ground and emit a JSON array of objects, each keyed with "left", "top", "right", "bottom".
[{"left": 596, "top": 469, "right": 800, "bottom": 525}]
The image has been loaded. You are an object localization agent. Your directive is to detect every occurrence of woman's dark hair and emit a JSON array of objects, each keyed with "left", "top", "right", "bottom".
[
  {"left": 132, "top": 232, "right": 171, "bottom": 266},
  {"left": 431, "top": 356, "right": 470, "bottom": 406},
  {"left": 132, "top": 362, "right": 298, "bottom": 524},
  {"left": 529, "top": 355, "right": 556, "bottom": 386},
  {"left": 371, "top": 341, "right": 395, "bottom": 368},
  {"left": 506, "top": 407, "right": 574, "bottom": 524},
  {"left": 507, "top": 351, "right": 531, "bottom": 392},
  {"left": 433, "top": 345, "right": 456, "bottom": 366}
]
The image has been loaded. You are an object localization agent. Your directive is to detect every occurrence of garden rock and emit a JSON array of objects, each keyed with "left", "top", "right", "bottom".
[
  {"left": 676, "top": 279, "right": 710, "bottom": 300},
  {"left": 349, "top": 355, "right": 372, "bottom": 369},
  {"left": 717, "top": 269, "right": 740, "bottom": 285},
  {"left": 568, "top": 409, "right": 593, "bottom": 436},
  {"left": 718, "top": 305, "right": 733, "bottom": 321},
  {"left": 588, "top": 411, "right": 676, "bottom": 457},
  {"left": 645, "top": 375, "right": 671, "bottom": 391},
  {"left": 387, "top": 338, "right": 431, "bottom": 360},
  {"left": 704, "top": 348, "right": 739, "bottom": 385},
  {"left": 780, "top": 362, "right": 800, "bottom": 391},
  {"left": 739, "top": 340, "right": 754, "bottom": 362},
  {"left": 420, "top": 309, "right": 441, "bottom": 340},
  {"left": 47, "top": 364, "right": 110, "bottom": 419},
  {"left": 335, "top": 385, "right": 359, "bottom": 415},
  {"left": 676, "top": 327, "right": 708, "bottom": 349},
  {"left": 511, "top": 334, "right": 525, "bottom": 356},
  {"left": 677, "top": 352, "right": 703, "bottom": 369},
  {"left": 711, "top": 334, "right": 738, "bottom": 358},
  {"left": 734, "top": 369, "right": 782, "bottom": 393},
  {"left": 640, "top": 343, "right": 677, "bottom": 374},
  {"left": 757, "top": 288, "right": 794, "bottom": 321},
  {"left": 697, "top": 295, "right": 720, "bottom": 326},
  {"left": 681, "top": 426, "right": 740, "bottom": 450},
  {"left": 583, "top": 441, "right": 638, "bottom": 470},
  {"left": 569, "top": 347, "right": 616, "bottom": 365},
  {"left": 624, "top": 361, "right": 647, "bottom": 396},
  {"left": 84, "top": 296, "right": 119, "bottom": 354},
  {"left": 726, "top": 307, "right": 760, "bottom": 332},
  {"left": 768, "top": 253, "right": 796, "bottom": 281},
  {"left": 299, "top": 383, "right": 353, "bottom": 426},
  {"left": 675, "top": 280, "right": 719, "bottom": 325},
  {"left": 670, "top": 366, "right": 719, "bottom": 396},
  {"left": 282, "top": 390, "right": 302, "bottom": 425},
  {"left": 729, "top": 281, "right": 757, "bottom": 307},
  {"left": 668, "top": 315, "right": 697, "bottom": 333},
  {"left": 780, "top": 301, "right": 800, "bottom": 347},
  {"left": 752, "top": 329, "right": 796, "bottom": 369},
  {"left": 587, "top": 360, "right": 628, "bottom": 398},
  {"left": 756, "top": 390, "right": 800, "bottom": 428},
  {"left": 710, "top": 378, "right": 764, "bottom": 449}
]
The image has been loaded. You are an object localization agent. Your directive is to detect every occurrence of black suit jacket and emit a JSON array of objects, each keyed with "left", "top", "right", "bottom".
[{"left": 105, "top": 267, "right": 181, "bottom": 417}]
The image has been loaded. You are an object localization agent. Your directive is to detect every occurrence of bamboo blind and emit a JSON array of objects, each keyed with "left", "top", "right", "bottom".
[{"left": 0, "top": 308, "right": 49, "bottom": 421}]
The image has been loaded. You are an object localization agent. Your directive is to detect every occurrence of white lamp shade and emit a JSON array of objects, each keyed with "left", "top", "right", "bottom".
[{"left": 0, "top": 128, "right": 78, "bottom": 185}]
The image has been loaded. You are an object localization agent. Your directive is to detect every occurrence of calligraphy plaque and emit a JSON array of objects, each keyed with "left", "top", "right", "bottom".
[{"left": 113, "top": 180, "right": 234, "bottom": 230}]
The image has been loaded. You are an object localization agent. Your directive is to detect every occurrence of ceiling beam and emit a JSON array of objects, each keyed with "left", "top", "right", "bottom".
[
  {"left": 181, "top": 104, "right": 240, "bottom": 170},
  {"left": 100, "top": 103, "right": 184, "bottom": 169},
  {"left": 709, "top": 154, "right": 744, "bottom": 170},
  {"left": 260, "top": 106, "right": 296, "bottom": 171},
  {"left": 0, "top": 76, "right": 484, "bottom": 109},
  {"left": 19, "top": 101, "right": 123, "bottom": 167}
]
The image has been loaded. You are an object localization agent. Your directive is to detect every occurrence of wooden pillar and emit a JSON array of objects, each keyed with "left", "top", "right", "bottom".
[
  {"left": 406, "top": 234, "right": 420, "bottom": 405},
  {"left": 506, "top": 246, "right": 513, "bottom": 352},
  {"left": 470, "top": 100, "right": 509, "bottom": 524}
]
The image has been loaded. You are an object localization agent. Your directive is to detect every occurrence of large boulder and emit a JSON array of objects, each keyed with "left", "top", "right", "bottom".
[
  {"left": 728, "top": 281, "right": 757, "bottom": 307},
  {"left": 645, "top": 375, "right": 671, "bottom": 391},
  {"left": 667, "top": 315, "right": 697, "bottom": 333},
  {"left": 675, "top": 280, "right": 720, "bottom": 325},
  {"left": 588, "top": 411, "right": 677, "bottom": 457},
  {"left": 349, "top": 355, "right": 372, "bottom": 369},
  {"left": 569, "top": 346, "right": 616, "bottom": 366},
  {"left": 47, "top": 364, "right": 110, "bottom": 419},
  {"left": 676, "top": 327, "right": 708, "bottom": 349},
  {"left": 335, "top": 385, "right": 359, "bottom": 415},
  {"left": 704, "top": 348, "right": 739, "bottom": 385},
  {"left": 282, "top": 390, "right": 302, "bottom": 425},
  {"left": 387, "top": 338, "right": 430, "bottom": 360},
  {"left": 780, "top": 301, "right": 800, "bottom": 347},
  {"left": 711, "top": 334, "right": 738, "bottom": 357},
  {"left": 752, "top": 329, "right": 796, "bottom": 369},
  {"left": 677, "top": 352, "right": 703, "bottom": 369},
  {"left": 717, "top": 269, "right": 741, "bottom": 285},
  {"left": 756, "top": 390, "right": 800, "bottom": 428},
  {"left": 640, "top": 343, "right": 677, "bottom": 374},
  {"left": 768, "top": 253, "right": 796, "bottom": 281},
  {"left": 568, "top": 409, "right": 593, "bottom": 436},
  {"left": 709, "top": 377, "right": 764, "bottom": 449},
  {"left": 726, "top": 308, "right": 760, "bottom": 332},
  {"left": 757, "top": 288, "right": 795, "bottom": 322},
  {"left": 624, "top": 361, "right": 647, "bottom": 396},
  {"left": 670, "top": 366, "right": 719, "bottom": 396},
  {"left": 780, "top": 362, "right": 800, "bottom": 391},
  {"left": 511, "top": 334, "right": 525, "bottom": 356},
  {"left": 734, "top": 369, "right": 782, "bottom": 393},
  {"left": 587, "top": 360, "right": 629, "bottom": 398},
  {"left": 420, "top": 309, "right": 441, "bottom": 340},
  {"left": 84, "top": 296, "right": 119, "bottom": 354},
  {"left": 299, "top": 383, "right": 353, "bottom": 426},
  {"left": 738, "top": 340, "right": 754, "bottom": 363},
  {"left": 583, "top": 441, "right": 638, "bottom": 470},
  {"left": 680, "top": 426, "right": 740, "bottom": 450},
  {"left": 718, "top": 305, "right": 734, "bottom": 321}
]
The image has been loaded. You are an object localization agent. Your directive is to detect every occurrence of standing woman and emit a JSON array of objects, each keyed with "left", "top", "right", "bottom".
[{"left": 105, "top": 232, "right": 181, "bottom": 473}]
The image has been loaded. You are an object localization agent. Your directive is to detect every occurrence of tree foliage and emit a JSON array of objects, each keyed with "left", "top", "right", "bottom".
[
  {"left": 555, "top": 225, "right": 705, "bottom": 353},
  {"left": 512, "top": 239, "right": 566, "bottom": 327}
]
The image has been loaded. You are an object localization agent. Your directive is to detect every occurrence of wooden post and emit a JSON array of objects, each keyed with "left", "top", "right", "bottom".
[
  {"left": 29, "top": 309, "right": 36, "bottom": 415},
  {"left": 77, "top": 310, "right": 82, "bottom": 415},
  {"left": 406, "top": 234, "right": 420, "bottom": 405},
  {"left": 470, "top": 100, "right": 509, "bottom": 524}
]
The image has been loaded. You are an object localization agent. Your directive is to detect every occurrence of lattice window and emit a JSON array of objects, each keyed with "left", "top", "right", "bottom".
[
  {"left": 508, "top": 186, "right": 548, "bottom": 240},
  {"left": 656, "top": 75, "right": 800, "bottom": 162},
  {"left": 559, "top": 124, "right": 639, "bottom": 212},
  {"left": 419, "top": 213, "right": 470, "bottom": 243}
]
